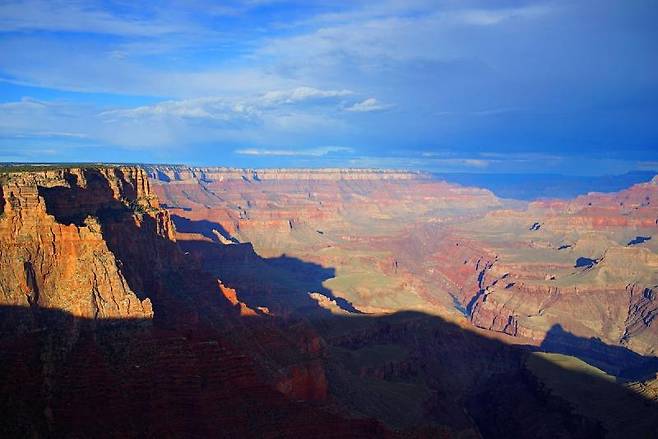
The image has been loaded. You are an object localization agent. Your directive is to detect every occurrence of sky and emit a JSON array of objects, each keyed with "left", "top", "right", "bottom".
[{"left": 0, "top": 0, "right": 657, "bottom": 174}]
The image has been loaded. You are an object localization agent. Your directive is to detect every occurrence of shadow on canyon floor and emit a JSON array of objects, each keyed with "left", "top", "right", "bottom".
[
  {"left": 0, "top": 305, "right": 389, "bottom": 438},
  {"left": 2, "top": 303, "right": 657, "bottom": 438},
  {"left": 171, "top": 214, "right": 239, "bottom": 243},
  {"left": 174, "top": 221, "right": 658, "bottom": 382},
  {"left": 175, "top": 229, "right": 658, "bottom": 437},
  {"left": 539, "top": 324, "right": 658, "bottom": 380},
  {"left": 177, "top": 234, "right": 362, "bottom": 314}
]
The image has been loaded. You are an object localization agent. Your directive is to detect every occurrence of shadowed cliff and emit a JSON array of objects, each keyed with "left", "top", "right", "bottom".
[
  {"left": 0, "top": 305, "right": 389, "bottom": 438},
  {"left": 36, "top": 169, "right": 230, "bottom": 328},
  {"left": 171, "top": 214, "right": 239, "bottom": 243},
  {"left": 3, "top": 302, "right": 658, "bottom": 438}
]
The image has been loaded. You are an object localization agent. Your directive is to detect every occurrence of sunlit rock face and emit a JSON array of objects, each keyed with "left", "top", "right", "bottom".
[
  {"left": 0, "top": 167, "right": 157, "bottom": 320},
  {"left": 449, "top": 179, "right": 658, "bottom": 358}
]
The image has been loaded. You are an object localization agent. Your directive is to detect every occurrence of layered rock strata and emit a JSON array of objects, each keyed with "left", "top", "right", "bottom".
[{"left": 0, "top": 166, "right": 384, "bottom": 437}]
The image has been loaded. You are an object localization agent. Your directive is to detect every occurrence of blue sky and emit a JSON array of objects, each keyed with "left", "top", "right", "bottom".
[{"left": 0, "top": 0, "right": 657, "bottom": 174}]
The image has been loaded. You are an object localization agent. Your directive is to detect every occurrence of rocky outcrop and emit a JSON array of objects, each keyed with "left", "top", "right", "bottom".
[
  {"left": 433, "top": 229, "right": 658, "bottom": 358},
  {"left": 0, "top": 166, "right": 384, "bottom": 438},
  {"left": 622, "top": 284, "right": 658, "bottom": 354},
  {"left": 0, "top": 167, "right": 156, "bottom": 320}
]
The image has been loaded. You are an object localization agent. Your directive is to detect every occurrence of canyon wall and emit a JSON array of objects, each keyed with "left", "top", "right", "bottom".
[
  {"left": 446, "top": 178, "right": 658, "bottom": 361},
  {"left": 0, "top": 167, "right": 158, "bottom": 321},
  {"left": 148, "top": 165, "right": 658, "bottom": 368},
  {"left": 2, "top": 164, "right": 656, "bottom": 437},
  {"left": 0, "top": 166, "right": 383, "bottom": 437}
]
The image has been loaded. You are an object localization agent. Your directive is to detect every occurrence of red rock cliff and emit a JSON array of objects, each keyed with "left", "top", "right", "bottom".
[
  {"left": 0, "top": 166, "right": 377, "bottom": 438},
  {"left": 0, "top": 166, "right": 158, "bottom": 319}
]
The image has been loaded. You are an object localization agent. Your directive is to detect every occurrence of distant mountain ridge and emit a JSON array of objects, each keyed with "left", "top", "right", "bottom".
[
  {"left": 145, "top": 165, "right": 431, "bottom": 183},
  {"left": 436, "top": 171, "right": 657, "bottom": 200}
]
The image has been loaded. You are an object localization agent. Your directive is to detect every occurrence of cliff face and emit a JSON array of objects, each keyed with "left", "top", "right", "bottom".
[
  {"left": 445, "top": 178, "right": 658, "bottom": 359},
  {"left": 148, "top": 165, "right": 501, "bottom": 253},
  {"left": 0, "top": 166, "right": 371, "bottom": 438},
  {"left": 0, "top": 167, "right": 158, "bottom": 321},
  {"left": 2, "top": 165, "right": 656, "bottom": 437}
]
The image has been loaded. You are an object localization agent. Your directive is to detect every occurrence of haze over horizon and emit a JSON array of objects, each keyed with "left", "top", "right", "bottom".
[{"left": 1, "top": 1, "right": 657, "bottom": 175}]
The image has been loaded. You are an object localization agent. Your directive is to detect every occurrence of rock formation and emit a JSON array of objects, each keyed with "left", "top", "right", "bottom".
[
  {"left": 0, "top": 166, "right": 387, "bottom": 437},
  {"left": 147, "top": 165, "right": 658, "bottom": 363},
  {"left": 2, "top": 164, "right": 657, "bottom": 437},
  {"left": 0, "top": 167, "right": 156, "bottom": 320}
]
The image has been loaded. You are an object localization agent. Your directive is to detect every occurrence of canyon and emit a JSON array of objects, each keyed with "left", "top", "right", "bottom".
[
  {"left": 148, "top": 166, "right": 658, "bottom": 361},
  {"left": 1, "top": 164, "right": 657, "bottom": 437}
]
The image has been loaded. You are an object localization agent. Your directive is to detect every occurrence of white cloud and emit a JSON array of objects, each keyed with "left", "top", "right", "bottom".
[
  {"left": 258, "top": 3, "right": 553, "bottom": 75},
  {"left": 455, "top": 6, "right": 552, "bottom": 26},
  {"left": 8, "top": 131, "right": 88, "bottom": 139},
  {"left": 345, "top": 98, "right": 391, "bottom": 112},
  {"left": 0, "top": 97, "right": 50, "bottom": 111},
  {"left": 460, "top": 159, "right": 490, "bottom": 168},
  {"left": 418, "top": 154, "right": 491, "bottom": 168},
  {"left": 235, "top": 146, "right": 353, "bottom": 157},
  {"left": 0, "top": 88, "right": 367, "bottom": 149},
  {"left": 0, "top": 0, "right": 557, "bottom": 102},
  {"left": 261, "top": 87, "right": 352, "bottom": 105},
  {"left": 0, "top": 1, "right": 556, "bottom": 100},
  {"left": 100, "top": 97, "right": 259, "bottom": 122},
  {"left": 634, "top": 161, "right": 658, "bottom": 171},
  {"left": 101, "top": 87, "right": 357, "bottom": 122},
  {"left": 0, "top": 98, "right": 97, "bottom": 138}
]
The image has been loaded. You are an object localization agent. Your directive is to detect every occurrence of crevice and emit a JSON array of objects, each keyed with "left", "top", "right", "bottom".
[
  {"left": 24, "top": 261, "right": 39, "bottom": 307},
  {"left": 0, "top": 185, "right": 5, "bottom": 216},
  {"left": 466, "top": 260, "right": 494, "bottom": 317}
]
